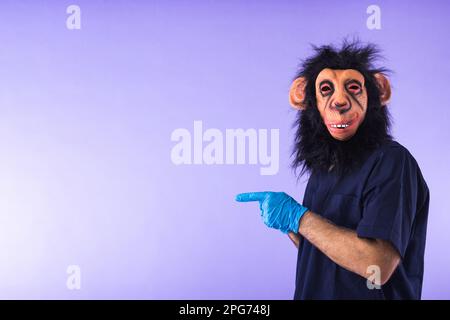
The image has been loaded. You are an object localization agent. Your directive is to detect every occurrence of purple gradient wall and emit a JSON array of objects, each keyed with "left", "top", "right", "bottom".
[{"left": 0, "top": 0, "right": 448, "bottom": 299}]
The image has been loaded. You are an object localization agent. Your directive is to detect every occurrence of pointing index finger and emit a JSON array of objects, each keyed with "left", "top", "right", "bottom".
[{"left": 235, "top": 192, "right": 268, "bottom": 202}]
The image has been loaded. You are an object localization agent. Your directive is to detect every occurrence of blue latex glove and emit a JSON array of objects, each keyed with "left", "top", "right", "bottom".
[{"left": 235, "top": 192, "right": 309, "bottom": 234}]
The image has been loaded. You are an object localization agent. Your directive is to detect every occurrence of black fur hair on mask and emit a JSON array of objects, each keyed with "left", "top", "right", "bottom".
[{"left": 292, "top": 40, "right": 393, "bottom": 178}]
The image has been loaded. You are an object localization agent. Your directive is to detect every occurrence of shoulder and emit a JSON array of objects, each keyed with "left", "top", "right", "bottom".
[
  {"left": 367, "top": 140, "right": 428, "bottom": 190},
  {"left": 362, "top": 140, "right": 415, "bottom": 180},
  {"left": 372, "top": 140, "right": 418, "bottom": 167}
]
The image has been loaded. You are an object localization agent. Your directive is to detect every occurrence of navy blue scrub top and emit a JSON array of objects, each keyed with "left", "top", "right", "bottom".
[{"left": 294, "top": 140, "right": 430, "bottom": 300}]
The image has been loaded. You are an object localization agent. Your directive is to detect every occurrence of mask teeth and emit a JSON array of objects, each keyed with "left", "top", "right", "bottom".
[{"left": 331, "top": 123, "right": 349, "bottom": 128}]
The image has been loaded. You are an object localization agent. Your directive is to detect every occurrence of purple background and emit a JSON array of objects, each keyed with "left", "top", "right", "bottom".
[{"left": 0, "top": 0, "right": 448, "bottom": 299}]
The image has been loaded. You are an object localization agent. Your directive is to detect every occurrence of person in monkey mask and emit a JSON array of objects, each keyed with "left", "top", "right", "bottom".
[{"left": 236, "top": 40, "right": 430, "bottom": 300}]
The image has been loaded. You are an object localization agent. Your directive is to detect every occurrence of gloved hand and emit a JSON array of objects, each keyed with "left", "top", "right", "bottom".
[{"left": 235, "top": 192, "right": 309, "bottom": 234}]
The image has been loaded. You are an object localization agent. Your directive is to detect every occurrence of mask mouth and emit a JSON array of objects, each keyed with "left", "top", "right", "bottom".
[{"left": 327, "top": 115, "right": 358, "bottom": 131}]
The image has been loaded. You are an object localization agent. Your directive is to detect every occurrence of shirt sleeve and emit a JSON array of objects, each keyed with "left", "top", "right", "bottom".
[{"left": 356, "top": 145, "right": 420, "bottom": 258}]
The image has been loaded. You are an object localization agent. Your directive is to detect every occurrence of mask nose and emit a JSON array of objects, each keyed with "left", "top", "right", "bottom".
[
  {"left": 332, "top": 94, "right": 351, "bottom": 113},
  {"left": 334, "top": 102, "right": 350, "bottom": 113}
]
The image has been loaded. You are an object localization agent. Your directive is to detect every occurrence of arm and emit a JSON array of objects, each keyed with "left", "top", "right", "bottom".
[
  {"left": 298, "top": 210, "right": 401, "bottom": 285},
  {"left": 288, "top": 232, "right": 301, "bottom": 249},
  {"left": 236, "top": 191, "right": 401, "bottom": 285}
]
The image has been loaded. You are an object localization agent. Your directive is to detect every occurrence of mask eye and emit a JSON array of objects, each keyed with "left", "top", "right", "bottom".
[
  {"left": 347, "top": 83, "right": 362, "bottom": 94},
  {"left": 320, "top": 85, "right": 332, "bottom": 94}
]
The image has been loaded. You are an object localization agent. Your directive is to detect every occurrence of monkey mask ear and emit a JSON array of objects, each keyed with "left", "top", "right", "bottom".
[
  {"left": 374, "top": 73, "right": 391, "bottom": 106},
  {"left": 289, "top": 77, "right": 307, "bottom": 110}
]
